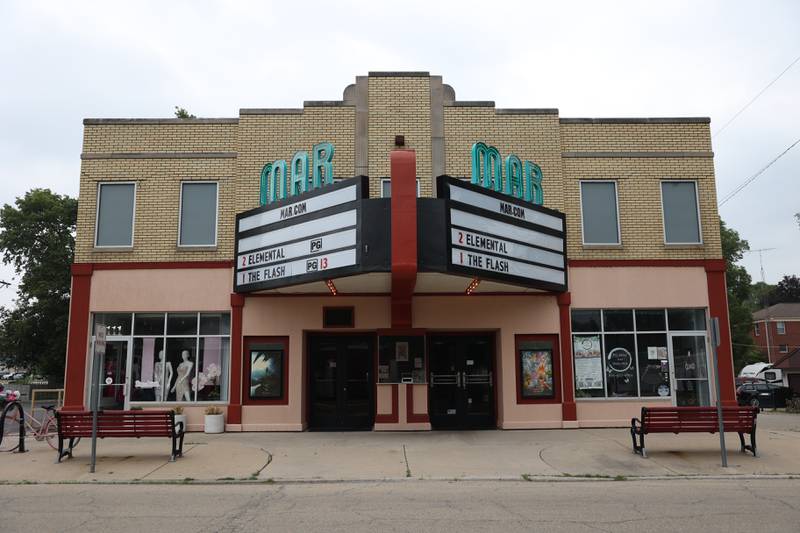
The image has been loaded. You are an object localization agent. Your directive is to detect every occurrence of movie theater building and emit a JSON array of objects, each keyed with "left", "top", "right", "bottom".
[{"left": 63, "top": 72, "right": 737, "bottom": 432}]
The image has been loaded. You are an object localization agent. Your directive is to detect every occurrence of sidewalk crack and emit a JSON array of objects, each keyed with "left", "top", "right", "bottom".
[{"left": 402, "top": 444, "right": 411, "bottom": 477}]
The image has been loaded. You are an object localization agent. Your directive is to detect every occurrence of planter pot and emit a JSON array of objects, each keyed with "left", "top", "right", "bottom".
[
  {"left": 204, "top": 413, "right": 224, "bottom": 434},
  {"left": 174, "top": 414, "right": 187, "bottom": 431}
]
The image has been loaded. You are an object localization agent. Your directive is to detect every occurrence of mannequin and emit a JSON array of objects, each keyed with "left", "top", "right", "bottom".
[
  {"left": 171, "top": 350, "right": 194, "bottom": 402},
  {"left": 153, "top": 350, "right": 173, "bottom": 402}
]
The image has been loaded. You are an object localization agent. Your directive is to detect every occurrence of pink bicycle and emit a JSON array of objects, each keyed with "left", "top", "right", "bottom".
[{"left": 0, "top": 396, "right": 65, "bottom": 452}]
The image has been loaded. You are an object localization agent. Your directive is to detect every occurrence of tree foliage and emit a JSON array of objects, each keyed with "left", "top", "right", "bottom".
[
  {"left": 749, "top": 281, "right": 777, "bottom": 309},
  {"left": 0, "top": 189, "right": 77, "bottom": 382},
  {"left": 720, "top": 220, "right": 761, "bottom": 370},
  {"left": 174, "top": 106, "right": 196, "bottom": 119},
  {"left": 774, "top": 275, "right": 800, "bottom": 303}
]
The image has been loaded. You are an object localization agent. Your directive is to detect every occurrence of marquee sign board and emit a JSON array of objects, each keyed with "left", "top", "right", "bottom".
[
  {"left": 437, "top": 175, "right": 567, "bottom": 292},
  {"left": 234, "top": 177, "right": 370, "bottom": 292}
]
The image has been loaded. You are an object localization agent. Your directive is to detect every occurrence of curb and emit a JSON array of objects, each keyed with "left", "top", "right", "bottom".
[{"left": 0, "top": 473, "right": 797, "bottom": 486}]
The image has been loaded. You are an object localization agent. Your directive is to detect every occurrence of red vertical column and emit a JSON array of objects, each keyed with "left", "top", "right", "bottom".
[
  {"left": 558, "top": 292, "right": 577, "bottom": 421},
  {"left": 63, "top": 263, "right": 94, "bottom": 411},
  {"left": 705, "top": 259, "right": 737, "bottom": 405},
  {"left": 228, "top": 293, "right": 245, "bottom": 425},
  {"left": 390, "top": 150, "right": 418, "bottom": 328}
]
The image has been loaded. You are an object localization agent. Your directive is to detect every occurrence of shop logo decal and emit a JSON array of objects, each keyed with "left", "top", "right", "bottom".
[{"left": 471, "top": 142, "right": 543, "bottom": 205}]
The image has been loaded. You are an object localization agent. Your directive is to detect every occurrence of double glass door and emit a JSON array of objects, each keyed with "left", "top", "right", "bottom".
[
  {"left": 429, "top": 335, "right": 495, "bottom": 429},
  {"left": 308, "top": 335, "right": 374, "bottom": 430},
  {"left": 669, "top": 333, "right": 710, "bottom": 407}
]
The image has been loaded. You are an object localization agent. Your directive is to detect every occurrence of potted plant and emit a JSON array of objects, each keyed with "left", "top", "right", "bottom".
[
  {"left": 173, "top": 405, "right": 187, "bottom": 431},
  {"left": 204, "top": 405, "right": 224, "bottom": 434}
]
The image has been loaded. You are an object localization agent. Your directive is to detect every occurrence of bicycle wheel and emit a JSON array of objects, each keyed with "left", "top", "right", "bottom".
[
  {"left": 0, "top": 406, "right": 22, "bottom": 452},
  {"left": 43, "top": 416, "right": 60, "bottom": 450}
]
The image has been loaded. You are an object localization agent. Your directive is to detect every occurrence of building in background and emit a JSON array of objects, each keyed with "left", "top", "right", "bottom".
[
  {"left": 752, "top": 303, "right": 800, "bottom": 393},
  {"left": 63, "top": 72, "right": 736, "bottom": 431}
]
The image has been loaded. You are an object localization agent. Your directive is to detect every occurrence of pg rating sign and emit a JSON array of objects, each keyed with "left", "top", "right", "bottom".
[
  {"left": 234, "top": 177, "right": 367, "bottom": 292},
  {"left": 438, "top": 176, "right": 567, "bottom": 291}
]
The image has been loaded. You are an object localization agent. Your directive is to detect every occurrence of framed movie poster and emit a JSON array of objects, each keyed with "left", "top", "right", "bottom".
[
  {"left": 520, "top": 349, "right": 554, "bottom": 399},
  {"left": 249, "top": 349, "right": 283, "bottom": 399}
]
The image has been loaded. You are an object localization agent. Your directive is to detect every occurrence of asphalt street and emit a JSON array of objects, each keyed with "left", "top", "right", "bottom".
[{"left": 0, "top": 479, "right": 798, "bottom": 532}]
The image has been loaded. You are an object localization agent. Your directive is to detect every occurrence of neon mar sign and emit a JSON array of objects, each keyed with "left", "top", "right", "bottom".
[
  {"left": 258, "top": 141, "right": 544, "bottom": 206},
  {"left": 259, "top": 142, "right": 335, "bottom": 205},
  {"left": 471, "top": 142, "right": 544, "bottom": 205}
]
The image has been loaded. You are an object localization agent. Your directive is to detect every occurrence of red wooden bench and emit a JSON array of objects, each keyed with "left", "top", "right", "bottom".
[
  {"left": 631, "top": 406, "right": 757, "bottom": 458},
  {"left": 55, "top": 410, "right": 185, "bottom": 463}
]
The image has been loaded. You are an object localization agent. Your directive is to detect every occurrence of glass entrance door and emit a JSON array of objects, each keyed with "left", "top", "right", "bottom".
[
  {"left": 669, "top": 334, "right": 710, "bottom": 406},
  {"left": 429, "top": 334, "right": 495, "bottom": 429},
  {"left": 98, "top": 339, "right": 130, "bottom": 410},
  {"left": 308, "top": 335, "right": 374, "bottom": 430}
]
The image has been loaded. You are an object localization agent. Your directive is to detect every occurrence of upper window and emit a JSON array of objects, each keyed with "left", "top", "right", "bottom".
[
  {"left": 661, "top": 181, "right": 701, "bottom": 244},
  {"left": 380, "top": 179, "right": 421, "bottom": 198},
  {"left": 179, "top": 182, "right": 218, "bottom": 246},
  {"left": 776, "top": 321, "right": 786, "bottom": 335},
  {"left": 580, "top": 181, "right": 620, "bottom": 245},
  {"left": 754, "top": 323, "right": 760, "bottom": 336},
  {"left": 95, "top": 183, "right": 135, "bottom": 247}
]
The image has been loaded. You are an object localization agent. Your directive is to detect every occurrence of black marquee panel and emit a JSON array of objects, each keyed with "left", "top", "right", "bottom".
[{"left": 233, "top": 176, "right": 390, "bottom": 293}]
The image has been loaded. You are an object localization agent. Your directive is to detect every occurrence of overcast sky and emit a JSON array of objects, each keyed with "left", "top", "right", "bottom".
[{"left": 0, "top": 0, "right": 798, "bottom": 308}]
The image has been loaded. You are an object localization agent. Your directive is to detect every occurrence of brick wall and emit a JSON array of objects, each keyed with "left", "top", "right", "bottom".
[
  {"left": 367, "top": 75, "right": 432, "bottom": 197},
  {"left": 74, "top": 72, "right": 724, "bottom": 265}
]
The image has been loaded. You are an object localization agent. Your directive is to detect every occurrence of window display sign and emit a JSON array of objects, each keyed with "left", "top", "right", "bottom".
[
  {"left": 520, "top": 349, "right": 554, "bottom": 398},
  {"left": 249, "top": 350, "right": 282, "bottom": 399},
  {"left": 574, "top": 335, "right": 603, "bottom": 390},
  {"left": 235, "top": 177, "right": 369, "bottom": 292},
  {"left": 437, "top": 176, "right": 567, "bottom": 291}
]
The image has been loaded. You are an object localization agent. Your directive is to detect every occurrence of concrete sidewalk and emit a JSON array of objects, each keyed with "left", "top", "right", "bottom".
[{"left": 1, "top": 412, "right": 798, "bottom": 483}]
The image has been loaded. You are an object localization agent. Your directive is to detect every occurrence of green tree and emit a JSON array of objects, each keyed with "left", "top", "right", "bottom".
[
  {"left": 174, "top": 106, "right": 196, "bottom": 119},
  {"left": 0, "top": 189, "right": 77, "bottom": 383},
  {"left": 774, "top": 275, "right": 800, "bottom": 303},
  {"left": 720, "top": 220, "right": 762, "bottom": 371},
  {"left": 749, "top": 281, "right": 777, "bottom": 309}
]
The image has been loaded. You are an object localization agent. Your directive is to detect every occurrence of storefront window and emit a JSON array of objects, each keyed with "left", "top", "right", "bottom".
[
  {"left": 572, "top": 308, "right": 708, "bottom": 400},
  {"left": 636, "top": 333, "right": 670, "bottom": 397},
  {"left": 92, "top": 312, "right": 230, "bottom": 405},
  {"left": 378, "top": 335, "right": 426, "bottom": 383},
  {"left": 93, "top": 313, "right": 132, "bottom": 336}
]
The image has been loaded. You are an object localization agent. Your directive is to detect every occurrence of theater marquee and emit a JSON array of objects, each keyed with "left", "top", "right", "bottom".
[
  {"left": 234, "top": 176, "right": 387, "bottom": 292},
  {"left": 437, "top": 176, "right": 567, "bottom": 292}
]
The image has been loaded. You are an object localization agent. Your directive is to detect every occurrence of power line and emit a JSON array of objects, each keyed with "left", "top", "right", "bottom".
[
  {"left": 713, "top": 54, "right": 800, "bottom": 139},
  {"left": 718, "top": 137, "right": 800, "bottom": 206}
]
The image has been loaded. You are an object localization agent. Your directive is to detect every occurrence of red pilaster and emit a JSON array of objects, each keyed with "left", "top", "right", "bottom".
[
  {"left": 557, "top": 292, "right": 577, "bottom": 420},
  {"left": 705, "top": 259, "right": 737, "bottom": 406},
  {"left": 390, "top": 150, "right": 418, "bottom": 328},
  {"left": 63, "top": 263, "right": 94, "bottom": 410},
  {"left": 228, "top": 293, "right": 245, "bottom": 424}
]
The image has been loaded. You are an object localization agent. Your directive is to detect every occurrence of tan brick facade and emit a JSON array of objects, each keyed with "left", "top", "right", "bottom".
[{"left": 75, "top": 72, "right": 722, "bottom": 264}]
